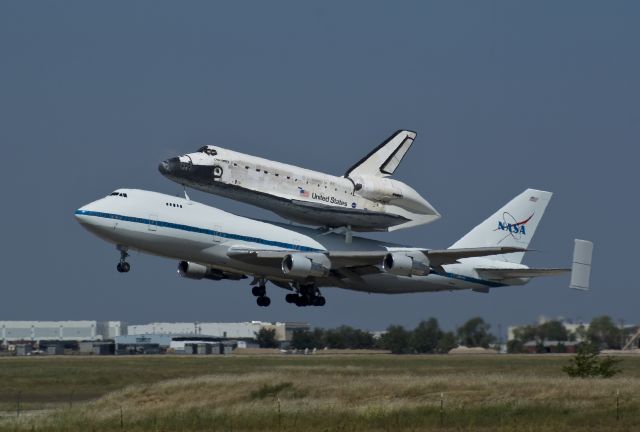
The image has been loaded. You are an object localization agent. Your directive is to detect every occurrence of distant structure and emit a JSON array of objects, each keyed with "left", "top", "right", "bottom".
[
  {"left": 507, "top": 317, "right": 590, "bottom": 343},
  {"left": 0, "top": 320, "right": 310, "bottom": 355},
  {"left": 0, "top": 321, "right": 125, "bottom": 343},
  {"left": 127, "top": 321, "right": 309, "bottom": 342}
]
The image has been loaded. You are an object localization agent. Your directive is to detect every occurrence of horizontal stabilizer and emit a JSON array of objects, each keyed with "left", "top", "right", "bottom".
[
  {"left": 476, "top": 267, "right": 569, "bottom": 281},
  {"left": 570, "top": 239, "right": 593, "bottom": 290}
]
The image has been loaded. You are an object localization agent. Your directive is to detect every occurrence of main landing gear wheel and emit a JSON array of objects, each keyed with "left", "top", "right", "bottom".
[
  {"left": 116, "top": 262, "right": 130, "bottom": 273},
  {"left": 285, "top": 293, "right": 297, "bottom": 304},
  {"left": 252, "top": 285, "right": 266, "bottom": 297},
  {"left": 116, "top": 248, "right": 130, "bottom": 273},
  {"left": 251, "top": 279, "right": 270, "bottom": 307},
  {"left": 289, "top": 284, "right": 326, "bottom": 307},
  {"left": 256, "top": 296, "right": 271, "bottom": 307}
]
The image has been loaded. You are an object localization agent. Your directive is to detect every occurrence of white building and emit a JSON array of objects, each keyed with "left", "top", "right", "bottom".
[
  {"left": 127, "top": 321, "right": 308, "bottom": 341},
  {"left": 0, "top": 321, "right": 126, "bottom": 343}
]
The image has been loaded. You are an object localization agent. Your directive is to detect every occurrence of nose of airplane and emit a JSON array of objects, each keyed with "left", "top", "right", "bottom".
[{"left": 74, "top": 203, "right": 96, "bottom": 226}]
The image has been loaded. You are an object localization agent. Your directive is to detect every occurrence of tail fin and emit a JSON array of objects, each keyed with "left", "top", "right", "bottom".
[
  {"left": 450, "top": 189, "right": 553, "bottom": 264},
  {"left": 345, "top": 130, "right": 415, "bottom": 178}
]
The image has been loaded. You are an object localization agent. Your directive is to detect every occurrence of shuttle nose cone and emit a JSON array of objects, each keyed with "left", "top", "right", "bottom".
[{"left": 159, "top": 157, "right": 183, "bottom": 177}]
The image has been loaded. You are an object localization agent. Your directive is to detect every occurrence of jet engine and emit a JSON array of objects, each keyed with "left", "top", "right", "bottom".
[
  {"left": 177, "top": 261, "right": 226, "bottom": 280},
  {"left": 382, "top": 252, "right": 430, "bottom": 277},
  {"left": 282, "top": 253, "right": 331, "bottom": 278}
]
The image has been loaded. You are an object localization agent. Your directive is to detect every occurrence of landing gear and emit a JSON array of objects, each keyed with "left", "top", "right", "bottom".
[
  {"left": 251, "top": 279, "right": 270, "bottom": 307},
  {"left": 116, "top": 262, "right": 130, "bottom": 273},
  {"left": 251, "top": 285, "right": 266, "bottom": 297},
  {"left": 116, "top": 247, "right": 130, "bottom": 273},
  {"left": 287, "top": 284, "right": 326, "bottom": 307},
  {"left": 256, "top": 296, "right": 271, "bottom": 307}
]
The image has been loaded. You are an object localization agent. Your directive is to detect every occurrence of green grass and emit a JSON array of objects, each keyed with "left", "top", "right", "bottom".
[{"left": 0, "top": 354, "right": 639, "bottom": 431}]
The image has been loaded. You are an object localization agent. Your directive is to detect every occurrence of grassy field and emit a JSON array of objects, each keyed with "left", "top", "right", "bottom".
[{"left": 0, "top": 353, "right": 639, "bottom": 431}]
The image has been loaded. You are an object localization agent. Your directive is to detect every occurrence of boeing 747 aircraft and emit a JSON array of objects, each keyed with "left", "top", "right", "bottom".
[
  {"left": 158, "top": 130, "right": 440, "bottom": 234},
  {"left": 75, "top": 188, "right": 593, "bottom": 307}
]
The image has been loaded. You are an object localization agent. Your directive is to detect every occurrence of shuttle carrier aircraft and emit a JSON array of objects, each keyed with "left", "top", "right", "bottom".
[
  {"left": 159, "top": 130, "right": 440, "bottom": 233},
  {"left": 75, "top": 188, "right": 593, "bottom": 307}
]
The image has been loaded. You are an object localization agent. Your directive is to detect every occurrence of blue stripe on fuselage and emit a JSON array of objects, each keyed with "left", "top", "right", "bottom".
[
  {"left": 75, "top": 209, "right": 505, "bottom": 288},
  {"left": 74, "top": 209, "right": 323, "bottom": 252}
]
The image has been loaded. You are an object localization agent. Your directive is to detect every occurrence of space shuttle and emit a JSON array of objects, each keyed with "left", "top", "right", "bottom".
[{"left": 158, "top": 130, "right": 440, "bottom": 232}]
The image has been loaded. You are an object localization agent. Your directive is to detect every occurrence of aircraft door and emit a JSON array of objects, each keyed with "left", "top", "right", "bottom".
[{"left": 148, "top": 214, "right": 158, "bottom": 231}]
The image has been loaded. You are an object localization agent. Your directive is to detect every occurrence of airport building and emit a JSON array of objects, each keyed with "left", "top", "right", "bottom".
[
  {"left": 0, "top": 321, "right": 125, "bottom": 343},
  {"left": 127, "top": 321, "right": 309, "bottom": 342}
]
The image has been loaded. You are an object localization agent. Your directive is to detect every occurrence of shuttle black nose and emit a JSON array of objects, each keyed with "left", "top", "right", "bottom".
[{"left": 159, "top": 157, "right": 180, "bottom": 176}]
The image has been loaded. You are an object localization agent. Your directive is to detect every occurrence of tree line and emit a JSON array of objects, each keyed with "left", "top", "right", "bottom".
[
  {"left": 286, "top": 316, "right": 496, "bottom": 354},
  {"left": 256, "top": 315, "right": 635, "bottom": 354},
  {"left": 508, "top": 315, "right": 633, "bottom": 353}
]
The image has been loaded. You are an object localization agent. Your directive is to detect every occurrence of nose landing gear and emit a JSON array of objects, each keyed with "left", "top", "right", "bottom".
[{"left": 116, "top": 247, "right": 131, "bottom": 273}]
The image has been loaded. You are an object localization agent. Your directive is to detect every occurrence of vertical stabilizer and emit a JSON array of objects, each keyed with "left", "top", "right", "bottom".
[
  {"left": 345, "top": 130, "right": 416, "bottom": 178},
  {"left": 450, "top": 189, "right": 553, "bottom": 263},
  {"left": 570, "top": 239, "right": 593, "bottom": 290}
]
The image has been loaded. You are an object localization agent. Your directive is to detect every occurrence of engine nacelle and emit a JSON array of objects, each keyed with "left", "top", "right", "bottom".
[
  {"left": 282, "top": 253, "right": 331, "bottom": 278},
  {"left": 382, "top": 252, "right": 430, "bottom": 277},
  {"left": 351, "top": 175, "right": 404, "bottom": 202},
  {"left": 178, "top": 261, "right": 224, "bottom": 280}
]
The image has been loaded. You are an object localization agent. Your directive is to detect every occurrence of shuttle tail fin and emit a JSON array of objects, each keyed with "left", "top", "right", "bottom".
[
  {"left": 345, "top": 130, "right": 416, "bottom": 178},
  {"left": 449, "top": 189, "right": 553, "bottom": 264}
]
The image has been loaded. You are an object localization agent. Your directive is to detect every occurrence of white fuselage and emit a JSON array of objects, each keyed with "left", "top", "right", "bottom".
[
  {"left": 75, "top": 189, "right": 512, "bottom": 295},
  {"left": 159, "top": 147, "right": 440, "bottom": 232}
]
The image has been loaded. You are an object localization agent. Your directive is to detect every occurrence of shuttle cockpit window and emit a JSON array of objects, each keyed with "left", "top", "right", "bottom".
[
  {"left": 109, "top": 192, "right": 128, "bottom": 198},
  {"left": 197, "top": 146, "right": 217, "bottom": 156}
]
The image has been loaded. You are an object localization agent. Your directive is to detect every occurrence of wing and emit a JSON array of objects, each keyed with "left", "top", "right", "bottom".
[
  {"left": 475, "top": 268, "right": 570, "bottom": 281},
  {"left": 226, "top": 246, "right": 527, "bottom": 273}
]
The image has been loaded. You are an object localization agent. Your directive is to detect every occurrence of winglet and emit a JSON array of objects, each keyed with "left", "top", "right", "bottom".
[{"left": 570, "top": 239, "right": 593, "bottom": 290}]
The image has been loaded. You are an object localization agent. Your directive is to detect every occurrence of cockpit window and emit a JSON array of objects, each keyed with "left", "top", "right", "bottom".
[
  {"left": 109, "top": 192, "right": 128, "bottom": 198},
  {"left": 197, "top": 146, "right": 217, "bottom": 156}
]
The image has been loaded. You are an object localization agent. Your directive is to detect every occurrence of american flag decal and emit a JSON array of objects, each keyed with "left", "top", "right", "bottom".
[{"left": 298, "top": 187, "right": 309, "bottom": 198}]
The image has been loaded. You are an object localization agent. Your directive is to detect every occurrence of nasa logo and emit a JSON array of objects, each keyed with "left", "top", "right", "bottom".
[
  {"left": 351, "top": 202, "right": 356, "bottom": 209},
  {"left": 495, "top": 212, "right": 534, "bottom": 240},
  {"left": 498, "top": 221, "right": 526, "bottom": 235}
]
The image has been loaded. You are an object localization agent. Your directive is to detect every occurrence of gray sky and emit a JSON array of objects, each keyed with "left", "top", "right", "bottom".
[{"left": 1, "top": 1, "right": 638, "bottom": 334}]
